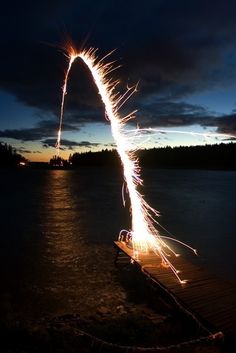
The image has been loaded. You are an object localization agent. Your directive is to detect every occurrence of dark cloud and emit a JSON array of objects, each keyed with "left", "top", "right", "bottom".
[
  {"left": 1, "top": 102, "right": 235, "bottom": 146},
  {"left": 17, "top": 148, "right": 42, "bottom": 154},
  {"left": 75, "top": 141, "right": 101, "bottom": 147},
  {"left": 0, "top": 127, "right": 48, "bottom": 141},
  {"left": 42, "top": 138, "right": 102, "bottom": 149},
  {"left": 1, "top": 1, "right": 236, "bottom": 103},
  {"left": 0, "top": 120, "right": 79, "bottom": 141},
  {"left": 104, "top": 143, "right": 116, "bottom": 148},
  {"left": 122, "top": 0, "right": 236, "bottom": 99},
  {"left": 1, "top": 0, "right": 236, "bottom": 139},
  {"left": 134, "top": 101, "right": 209, "bottom": 128},
  {"left": 212, "top": 115, "right": 236, "bottom": 136},
  {"left": 135, "top": 102, "right": 236, "bottom": 136},
  {"left": 223, "top": 137, "right": 236, "bottom": 141},
  {"left": 136, "top": 101, "right": 210, "bottom": 124}
]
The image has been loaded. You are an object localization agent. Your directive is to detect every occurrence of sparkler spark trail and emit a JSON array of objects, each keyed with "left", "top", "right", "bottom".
[
  {"left": 56, "top": 47, "right": 78, "bottom": 154},
  {"left": 125, "top": 128, "right": 236, "bottom": 145},
  {"left": 57, "top": 46, "right": 200, "bottom": 284},
  {"left": 126, "top": 128, "right": 236, "bottom": 140}
]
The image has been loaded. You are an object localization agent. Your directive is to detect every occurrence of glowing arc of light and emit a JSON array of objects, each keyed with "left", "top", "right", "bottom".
[{"left": 57, "top": 47, "right": 196, "bottom": 284}]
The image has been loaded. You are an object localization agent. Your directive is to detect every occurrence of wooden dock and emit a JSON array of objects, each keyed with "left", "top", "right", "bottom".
[{"left": 114, "top": 240, "right": 236, "bottom": 341}]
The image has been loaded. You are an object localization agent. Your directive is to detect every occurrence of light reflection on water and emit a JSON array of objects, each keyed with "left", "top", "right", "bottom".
[
  {"left": 42, "top": 170, "right": 83, "bottom": 268},
  {"left": 0, "top": 168, "right": 128, "bottom": 321},
  {"left": 36, "top": 169, "right": 128, "bottom": 319}
]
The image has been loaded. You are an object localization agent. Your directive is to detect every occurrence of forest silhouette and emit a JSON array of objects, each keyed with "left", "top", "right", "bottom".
[
  {"left": 68, "top": 143, "right": 236, "bottom": 170},
  {"left": 0, "top": 142, "right": 26, "bottom": 167},
  {"left": 1, "top": 142, "right": 235, "bottom": 169}
]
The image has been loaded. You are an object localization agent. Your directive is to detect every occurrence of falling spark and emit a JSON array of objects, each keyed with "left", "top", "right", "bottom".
[{"left": 57, "top": 46, "right": 205, "bottom": 284}]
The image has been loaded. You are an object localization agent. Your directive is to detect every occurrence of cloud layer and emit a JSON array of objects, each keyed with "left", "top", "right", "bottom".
[{"left": 1, "top": 0, "right": 236, "bottom": 147}]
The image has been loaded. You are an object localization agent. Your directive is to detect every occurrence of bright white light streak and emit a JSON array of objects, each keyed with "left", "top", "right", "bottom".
[
  {"left": 126, "top": 127, "right": 236, "bottom": 140},
  {"left": 56, "top": 47, "right": 79, "bottom": 154},
  {"left": 56, "top": 46, "right": 213, "bottom": 284}
]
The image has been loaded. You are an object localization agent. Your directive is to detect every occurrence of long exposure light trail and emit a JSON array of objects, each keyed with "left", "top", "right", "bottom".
[
  {"left": 56, "top": 47, "right": 78, "bottom": 153},
  {"left": 125, "top": 127, "right": 236, "bottom": 141},
  {"left": 56, "top": 46, "right": 202, "bottom": 283}
]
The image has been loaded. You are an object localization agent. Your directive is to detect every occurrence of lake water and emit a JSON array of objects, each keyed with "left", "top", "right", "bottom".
[{"left": 0, "top": 167, "right": 236, "bottom": 323}]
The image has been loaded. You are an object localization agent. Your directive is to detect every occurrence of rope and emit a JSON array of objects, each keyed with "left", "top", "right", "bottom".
[
  {"left": 115, "top": 243, "right": 215, "bottom": 340},
  {"left": 59, "top": 325, "right": 224, "bottom": 352},
  {"left": 140, "top": 265, "right": 211, "bottom": 336}
]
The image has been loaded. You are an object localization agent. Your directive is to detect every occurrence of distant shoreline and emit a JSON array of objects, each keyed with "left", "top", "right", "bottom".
[
  {"left": 1, "top": 142, "right": 236, "bottom": 170},
  {"left": 49, "top": 142, "right": 236, "bottom": 170}
]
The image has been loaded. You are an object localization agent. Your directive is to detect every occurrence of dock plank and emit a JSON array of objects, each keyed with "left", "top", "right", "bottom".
[{"left": 114, "top": 240, "right": 236, "bottom": 340}]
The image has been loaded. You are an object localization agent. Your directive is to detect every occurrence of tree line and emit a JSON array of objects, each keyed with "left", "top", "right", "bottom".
[{"left": 67, "top": 143, "right": 236, "bottom": 170}]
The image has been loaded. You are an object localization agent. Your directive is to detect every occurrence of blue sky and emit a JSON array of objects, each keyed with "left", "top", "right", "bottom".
[
  {"left": 186, "top": 85, "right": 236, "bottom": 115},
  {"left": 0, "top": 0, "right": 236, "bottom": 161}
]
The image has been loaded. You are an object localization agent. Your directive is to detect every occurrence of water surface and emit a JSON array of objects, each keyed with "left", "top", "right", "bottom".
[{"left": 0, "top": 167, "right": 235, "bottom": 322}]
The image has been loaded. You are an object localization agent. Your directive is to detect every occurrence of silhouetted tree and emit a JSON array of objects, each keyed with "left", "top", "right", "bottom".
[
  {"left": 0, "top": 142, "right": 26, "bottom": 167},
  {"left": 49, "top": 155, "right": 69, "bottom": 168},
  {"left": 70, "top": 149, "right": 120, "bottom": 168}
]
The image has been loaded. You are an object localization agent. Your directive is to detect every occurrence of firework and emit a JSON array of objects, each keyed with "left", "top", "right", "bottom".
[{"left": 57, "top": 46, "right": 200, "bottom": 283}]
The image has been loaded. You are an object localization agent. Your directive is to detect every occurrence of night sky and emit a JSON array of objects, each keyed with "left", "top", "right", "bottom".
[{"left": 1, "top": 0, "right": 236, "bottom": 161}]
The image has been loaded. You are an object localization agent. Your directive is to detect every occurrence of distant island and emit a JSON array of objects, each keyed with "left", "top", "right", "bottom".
[
  {"left": 1, "top": 142, "right": 236, "bottom": 170},
  {"left": 63, "top": 142, "right": 236, "bottom": 170}
]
